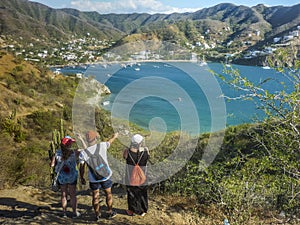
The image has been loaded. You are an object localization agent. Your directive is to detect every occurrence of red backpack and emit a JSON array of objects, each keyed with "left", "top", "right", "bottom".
[{"left": 128, "top": 150, "right": 146, "bottom": 186}]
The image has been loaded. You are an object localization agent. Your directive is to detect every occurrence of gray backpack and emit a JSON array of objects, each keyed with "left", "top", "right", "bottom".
[{"left": 84, "top": 144, "right": 111, "bottom": 181}]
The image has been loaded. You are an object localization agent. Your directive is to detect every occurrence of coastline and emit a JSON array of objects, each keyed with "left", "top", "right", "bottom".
[{"left": 48, "top": 57, "right": 267, "bottom": 69}]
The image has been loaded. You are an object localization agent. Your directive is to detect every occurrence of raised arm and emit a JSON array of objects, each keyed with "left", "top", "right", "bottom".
[
  {"left": 75, "top": 133, "right": 88, "bottom": 149},
  {"left": 108, "top": 132, "right": 119, "bottom": 145}
]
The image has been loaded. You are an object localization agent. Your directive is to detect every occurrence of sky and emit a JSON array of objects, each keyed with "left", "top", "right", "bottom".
[{"left": 30, "top": 0, "right": 299, "bottom": 14}]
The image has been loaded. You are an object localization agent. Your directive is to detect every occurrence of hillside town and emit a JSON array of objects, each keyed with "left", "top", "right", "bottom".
[{"left": 1, "top": 25, "right": 299, "bottom": 67}]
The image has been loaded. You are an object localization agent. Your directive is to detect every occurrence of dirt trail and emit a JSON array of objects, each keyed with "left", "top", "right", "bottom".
[{"left": 0, "top": 185, "right": 203, "bottom": 225}]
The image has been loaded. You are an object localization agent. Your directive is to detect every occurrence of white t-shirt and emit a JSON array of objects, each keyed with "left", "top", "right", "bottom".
[{"left": 79, "top": 142, "right": 112, "bottom": 182}]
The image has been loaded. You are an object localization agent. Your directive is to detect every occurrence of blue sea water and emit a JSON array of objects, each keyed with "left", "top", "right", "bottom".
[{"left": 55, "top": 62, "right": 292, "bottom": 135}]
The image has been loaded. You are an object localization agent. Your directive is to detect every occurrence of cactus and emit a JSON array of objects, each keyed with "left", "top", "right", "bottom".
[
  {"left": 60, "top": 119, "right": 64, "bottom": 138},
  {"left": 57, "top": 130, "right": 61, "bottom": 146},
  {"left": 48, "top": 119, "right": 66, "bottom": 161},
  {"left": 48, "top": 119, "right": 67, "bottom": 183}
]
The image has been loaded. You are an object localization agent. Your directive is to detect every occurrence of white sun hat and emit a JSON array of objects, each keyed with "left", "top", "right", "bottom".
[{"left": 131, "top": 134, "right": 144, "bottom": 144}]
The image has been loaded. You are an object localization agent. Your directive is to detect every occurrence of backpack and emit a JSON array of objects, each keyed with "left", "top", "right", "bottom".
[
  {"left": 128, "top": 150, "right": 146, "bottom": 186},
  {"left": 84, "top": 144, "right": 111, "bottom": 181},
  {"left": 58, "top": 160, "right": 78, "bottom": 184}
]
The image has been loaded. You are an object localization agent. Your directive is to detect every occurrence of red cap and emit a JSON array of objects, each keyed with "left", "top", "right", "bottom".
[{"left": 61, "top": 137, "right": 76, "bottom": 146}]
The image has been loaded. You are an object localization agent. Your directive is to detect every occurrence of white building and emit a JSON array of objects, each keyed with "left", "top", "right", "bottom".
[
  {"left": 273, "top": 37, "right": 281, "bottom": 43},
  {"left": 289, "top": 30, "right": 299, "bottom": 37},
  {"left": 283, "top": 35, "right": 294, "bottom": 42}
]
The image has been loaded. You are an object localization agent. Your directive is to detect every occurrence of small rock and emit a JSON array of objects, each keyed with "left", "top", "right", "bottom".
[{"left": 279, "top": 211, "right": 285, "bottom": 217}]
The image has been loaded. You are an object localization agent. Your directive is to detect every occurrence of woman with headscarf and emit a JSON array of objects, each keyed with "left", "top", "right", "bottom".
[{"left": 123, "top": 134, "right": 150, "bottom": 217}]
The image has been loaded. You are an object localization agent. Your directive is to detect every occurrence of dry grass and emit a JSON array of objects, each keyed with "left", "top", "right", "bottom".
[{"left": 1, "top": 186, "right": 296, "bottom": 225}]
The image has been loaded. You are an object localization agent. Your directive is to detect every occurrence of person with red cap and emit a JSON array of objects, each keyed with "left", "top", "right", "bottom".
[{"left": 50, "top": 135, "right": 81, "bottom": 218}]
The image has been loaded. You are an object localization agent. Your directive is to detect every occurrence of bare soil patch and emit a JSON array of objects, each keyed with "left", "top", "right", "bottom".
[{"left": 0, "top": 185, "right": 205, "bottom": 225}]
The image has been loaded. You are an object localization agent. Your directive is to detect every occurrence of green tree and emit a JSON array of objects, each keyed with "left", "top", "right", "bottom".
[{"left": 211, "top": 47, "right": 300, "bottom": 217}]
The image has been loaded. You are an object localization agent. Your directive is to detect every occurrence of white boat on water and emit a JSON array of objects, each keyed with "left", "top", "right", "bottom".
[
  {"left": 134, "top": 67, "right": 140, "bottom": 71},
  {"left": 262, "top": 59, "right": 271, "bottom": 69},
  {"left": 199, "top": 61, "right": 207, "bottom": 66},
  {"left": 262, "top": 65, "right": 271, "bottom": 69},
  {"left": 102, "top": 101, "right": 110, "bottom": 106}
]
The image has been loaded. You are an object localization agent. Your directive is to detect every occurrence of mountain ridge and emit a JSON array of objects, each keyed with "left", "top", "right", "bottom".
[
  {"left": 1, "top": 0, "right": 299, "bottom": 42},
  {"left": 1, "top": 0, "right": 299, "bottom": 66}
]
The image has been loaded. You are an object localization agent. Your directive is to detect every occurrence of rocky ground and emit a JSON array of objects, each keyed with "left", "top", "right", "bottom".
[
  {"left": 1, "top": 185, "right": 297, "bottom": 225},
  {"left": 0, "top": 185, "right": 206, "bottom": 225}
]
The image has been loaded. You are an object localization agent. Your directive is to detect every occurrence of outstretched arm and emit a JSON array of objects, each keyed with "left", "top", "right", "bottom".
[
  {"left": 108, "top": 132, "right": 119, "bottom": 145},
  {"left": 76, "top": 133, "right": 88, "bottom": 149}
]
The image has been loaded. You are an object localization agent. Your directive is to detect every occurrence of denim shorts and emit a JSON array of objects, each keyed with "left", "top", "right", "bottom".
[
  {"left": 89, "top": 178, "right": 113, "bottom": 190},
  {"left": 58, "top": 178, "right": 77, "bottom": 186}
]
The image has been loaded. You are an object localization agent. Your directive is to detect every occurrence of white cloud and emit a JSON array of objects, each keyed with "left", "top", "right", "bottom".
[{"left": 70, "top": 0, "right": 200, "bottom": 14}]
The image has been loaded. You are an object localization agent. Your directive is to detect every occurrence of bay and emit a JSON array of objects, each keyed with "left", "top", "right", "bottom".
[{"left": 56, "top": 62, "right": 292, "bottom": 135}]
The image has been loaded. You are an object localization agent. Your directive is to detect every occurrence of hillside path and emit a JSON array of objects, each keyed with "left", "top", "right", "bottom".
[{"left": 0, "top": 185, "right": 202, "bottom": 225}]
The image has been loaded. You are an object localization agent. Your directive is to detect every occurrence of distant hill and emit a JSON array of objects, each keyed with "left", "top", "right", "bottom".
[
  {"left": 0, "top": 0, "right": 125, "bottom": 43},
  {"left": 0, "top": 0, "right": 299, "bottom": 59}
]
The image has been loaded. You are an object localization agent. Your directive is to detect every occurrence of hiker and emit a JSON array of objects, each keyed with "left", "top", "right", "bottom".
[
  {"left": 50, "top": 136, "right": 81, "bottom": 218},
  {"left": 79, "top": 130, "right": 118, "bottom": 221},
  {"left": 123, "top": 134, "right": 150, "bottom": 217}
]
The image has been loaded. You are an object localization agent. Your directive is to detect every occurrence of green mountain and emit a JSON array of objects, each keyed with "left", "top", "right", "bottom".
[
  {"left": 0, "top": 0, "right": 300, "bottom": 38},
  {"left": 0, "top": 0, "right": 299, "bottom": 61},
  {"left": 0, "top": 0, "right": 125, "bottom": 43},
  {"left": 253, "top": 4, "right": 300, "bottom": 41}
]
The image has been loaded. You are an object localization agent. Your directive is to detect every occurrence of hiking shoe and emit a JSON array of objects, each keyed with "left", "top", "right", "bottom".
[
  {"left": 95, "top": 214, "right": 101, "bottom": 222},
  {"left": 62, "top": 212, "right": 67, "bottom": 218},
  {"left": 73, "top": 211, "right": 81, "bottom": 218},
  {"left": 108, "top": 210, "right": 117, "bottom": 219}
]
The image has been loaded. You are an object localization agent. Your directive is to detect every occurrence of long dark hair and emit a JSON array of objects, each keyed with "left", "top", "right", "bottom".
[{"left": 60, "top": 144, "right": 73, "bottom": 160}]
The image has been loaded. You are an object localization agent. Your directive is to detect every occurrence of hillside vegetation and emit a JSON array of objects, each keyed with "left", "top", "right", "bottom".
[
  {"left": 1, "top": 0, "right": 300, "bottom": 56},
  {"left": 0, "top": 1, "right": 300, "bottom": 224},
  {"left": 0, "top": 51, "right": 299, "bottom": 224},
  {"left": 0, "top": 51, "right": 79, "bottom": 187}
]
